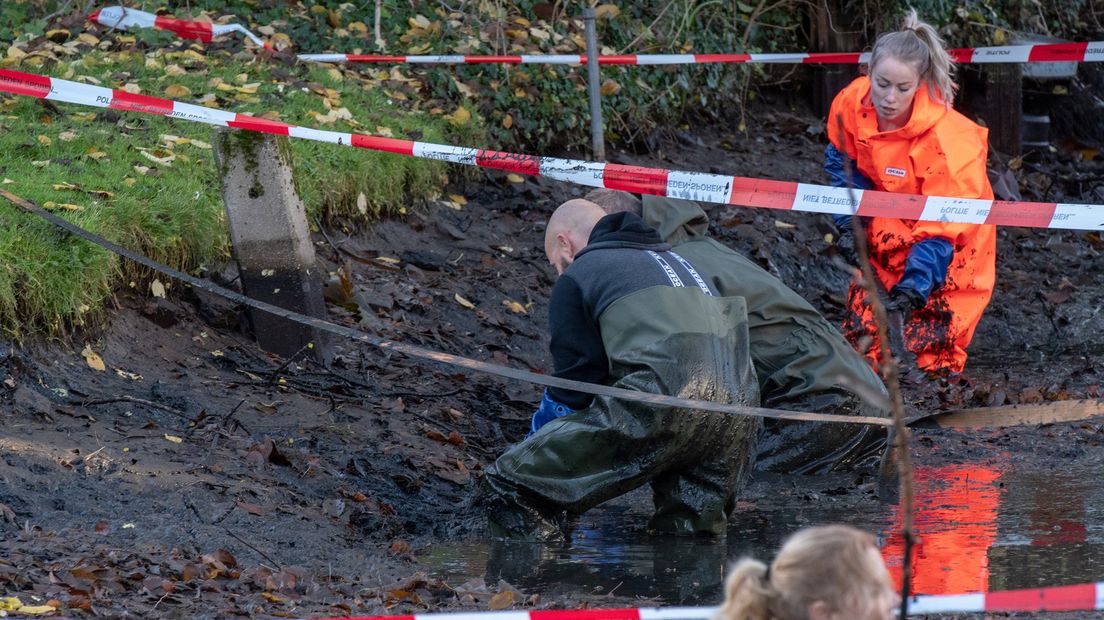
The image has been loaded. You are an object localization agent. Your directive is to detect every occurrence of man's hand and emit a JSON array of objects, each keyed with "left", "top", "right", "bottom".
[{"left": 885, "top": 286, "right": 924, "bottom": 323}]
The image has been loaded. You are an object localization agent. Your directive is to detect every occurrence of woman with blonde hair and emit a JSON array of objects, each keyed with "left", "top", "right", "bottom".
[
  {"left": 716, "top": 525, "right": 898, "bottom": 620},
  {"left": 825, "top": 9, "right": 996, "bottom": 375}
]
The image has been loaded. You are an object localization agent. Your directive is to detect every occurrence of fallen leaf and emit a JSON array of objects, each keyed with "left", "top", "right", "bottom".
[
  {"left": 356, "top": 192, "right": 368, "bottom": 215},
  {"left": 444, "top": 106, "right": 471, "bottom": 126},
  {"left": 506, "top": 173, "right": 525, "bottom": 184},
  {"left": 236, "top": 501, "right": 266, "bottom": 516},
  {"left": 115, "top": 368, "right": 143, "bottom": 380},
  {"left": 58, "top": 130, "right": 78, "bottom": 142},
  {"left": 52, "top": 181, "right": 80, "bottom": 191},
  {"left": 254, "top": 401, "right": 279, "bottom": 414},
  {"left": 502, "top": 114, "right": 513, "bottom": 129},
  {"left": 81, "top": 345, "right": 105, "bottom": 371},
  {"left": 594, "top": 4, "right": 621, "bottom": 20},
  {"left": 164, "top": 434, "right": 183, "bottom": 444},
  {"left": 261, "top": 592, "right": 288, "bottom": 603},
  {"left": 454, "top": 294, "right": 476, "bottom": 309},
  {"left": 121, "top": 83, "right": 141, "bottom": 94},
  {"left": 150, "top": 279, "right": 166, "bottom": 298},
  {"left": 42, "top": 201, "right": 83, "bottom": 211},
  {"left": 164, "top": 84, "right": 192, "bottom": 98},
  {"left": 375, "top": 125, "right": 394, "bottom": 137},
  {"left": 774, "top": 220, "right": 796, "bottom": 229},
  {"left": 502, "top": 299, "right": 527, "bottom": 314},
  {"left": 489, "top": 590, "right": 515, "bottom": 610},
  {"left": 448, "top": 194, "right": 467, "bottom": 206},
  {"left": 599, "top": 79, "right": 621, "bottom": 96},
  {"left": 37, "top": 134, "right": 52, "bottom": 146}
]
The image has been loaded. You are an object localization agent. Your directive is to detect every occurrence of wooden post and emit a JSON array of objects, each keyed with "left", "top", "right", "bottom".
[
  {"left": 583, "top": 6, "right": 605, "bottom": 161},
  {"left": 959, "top": 63, "right": 1023, "bottom": 157},
  {"left": 213, "top": 128, "right": 329, "bottom": 362},
  {"left": 810, "top": 0, "right": 862, "bottom": 119}
]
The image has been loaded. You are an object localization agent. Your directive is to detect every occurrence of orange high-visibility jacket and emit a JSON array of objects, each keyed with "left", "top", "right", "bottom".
[{"left": 828, "top": 76, "right": 996, "bottom": 373}]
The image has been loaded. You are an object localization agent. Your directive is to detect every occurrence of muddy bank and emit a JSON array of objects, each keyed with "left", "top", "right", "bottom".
[{"left": 2, "top": 107, "right": 1103, "bottom": 618}]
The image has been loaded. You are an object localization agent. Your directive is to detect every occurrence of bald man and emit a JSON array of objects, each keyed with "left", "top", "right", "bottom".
[
  {"left": 585, "top": 190, "right": 890, "bottom": 475},
  {"left": 483, "top": 200, "right": 760, "bottom": 541}
]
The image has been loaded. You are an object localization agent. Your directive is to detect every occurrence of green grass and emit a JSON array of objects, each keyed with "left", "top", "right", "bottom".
[{"left": 0, "top": 48, "right": 483, "bottom": 337}]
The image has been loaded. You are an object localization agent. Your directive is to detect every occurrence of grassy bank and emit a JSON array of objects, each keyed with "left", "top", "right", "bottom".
[{"left": 0, "top": 44, "right": 483, "bottom": 336}]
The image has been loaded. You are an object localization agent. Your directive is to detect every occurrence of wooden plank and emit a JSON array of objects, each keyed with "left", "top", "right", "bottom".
[{"left": 909, "top": 399, "right": 1104, "bottom": 429}]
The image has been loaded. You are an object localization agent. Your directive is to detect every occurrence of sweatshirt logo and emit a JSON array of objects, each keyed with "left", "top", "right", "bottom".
[{"left": 885, "top": 167, "right": 907, "bottom": 178}]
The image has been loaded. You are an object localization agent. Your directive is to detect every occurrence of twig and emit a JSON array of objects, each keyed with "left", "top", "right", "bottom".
[
  {"left": 42, "top": 0, "right": 76, "bottom": 22},
  {"left": 225, "top": 528, "right": 282, "bottom": 570},
  {"left": 80, "top": 395, "right": 189, "bottom": 419},
  {"left": 265, "top": 344, "right": 313, "bottom": 386},
  {"left": 835, "top": 114, "right": 915, "bottom": 620}
]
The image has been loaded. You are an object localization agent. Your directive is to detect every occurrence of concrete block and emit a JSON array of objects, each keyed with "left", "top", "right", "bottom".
[{"left": 213, "top": 128, "right": 329, "bottom": 362}]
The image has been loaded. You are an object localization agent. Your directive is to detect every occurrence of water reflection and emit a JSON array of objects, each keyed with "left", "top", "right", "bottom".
[{"left": 423, "top": 465, "right": 1101, "bottom": 604}]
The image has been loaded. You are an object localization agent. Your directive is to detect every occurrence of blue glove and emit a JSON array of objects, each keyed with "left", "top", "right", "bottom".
[
  {"left": 824, "top": 143, "right": 874, "bottom": 230},
  {"left": 528, "top": 390, "right": 575, "bottom": 437},
  {"left": 895, "top": 237, "right": 954, "bottom": 304}
]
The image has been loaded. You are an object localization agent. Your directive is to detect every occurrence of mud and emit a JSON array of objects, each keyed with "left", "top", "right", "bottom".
[{"left": 2, "top": 102, "right": 1103, "bottom": 618}]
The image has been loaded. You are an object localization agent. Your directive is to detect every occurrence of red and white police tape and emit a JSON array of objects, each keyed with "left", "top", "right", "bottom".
[
  {"left": 87, "top": 6, "right": 1104, "bottom": 66},
  {"left": 2, "top": 66, "right": 1103, "bottom": 231},
  {"left": 89, "top": 6, "right": 270, "bottom": 50},
  {"left": 295, "top": 581, "right": 1104, "bottom": 619}
]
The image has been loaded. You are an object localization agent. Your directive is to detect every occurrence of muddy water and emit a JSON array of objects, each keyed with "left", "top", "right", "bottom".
[{"left": 420, "top": 465, "right": 1104, "bottom": 605}]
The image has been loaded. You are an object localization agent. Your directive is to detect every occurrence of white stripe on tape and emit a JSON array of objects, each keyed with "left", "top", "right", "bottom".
[
  {"left": 297, "top": 54, "right": 349, "bottom": 62},
  {"left": 858, "top": 52, "right": 872, "bottom": 63},
  {"left": 412, "top": 142, "right": 478, "bottom": 165},
  {"left": 970, "top": 45, "right": 1033, "bottom": 63},
  {"left": 46, "top": 81, "right": 114, "bottom": 108},
  {"left": 1095, "top": 582, "right": 1104, "bottom": 610},
  {"left": 1086, "top": 44, "right": 1104, "bottom": 62},
  {"left": 749, "top": 52, "right": 809, "bottom": 63},
  {"left": 667, "top": 171, "right": 734, "bottom": 204},
  {"left": 521, "top": 54, "right": 582, "bottom": 64},
  {"left": 792, "top": 183, "right": 863, "bottom": 215},
  {"left": 1049, "top": 202, "right": 1104, "bottom": 230},
  {"left": 639, "top": 607, "right": 717, "bottom": 620},
  {"left": 918, "top": 196, "right": 993, "bottom": 224},
  {"left": 98, "top": 5, "right": 155, "bottom": 28},
  {"left": 538, "top": 157, "right": 606, "bottom": 187},
  {"left": 407, "top": 55, "right": 466, "bottom": 64},
  {"left": 636, "top": 54, "right": 697, "bottom": 65},
  {"left": 414, "top": 613, "right": 530, "bottom": 620},
  {"left": 288, "top": 126, "right": 351, "bottom": 145},
  {"left": 907, "top": 593, "right": 985, "bottom": 614},
  {"left": 170, "top": 101, "right": 236, "bottom": 124}
]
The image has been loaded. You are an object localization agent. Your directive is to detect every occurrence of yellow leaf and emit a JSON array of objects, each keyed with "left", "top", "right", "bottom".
[
  {"left": 72, "top": 112, "right": 97, "bottom": 121},
  {"left": 58, "top": 130, "right": 78, "bottom": 142},
  {"left": 502, "top": 114, "right": 513, "bottom": 129},
  {"left": 502, "top": 299, "right": 527, "bottom": 314},
  {"left": 123, "top": 177, "right": 137, "bottom": 187},
  {"left": 993, "top": 28, "right": 1007, "bottom": 46},
  {"left": 86, "top": 148, "right": 108, "bottom": 160},
  {"left": 42, "top": 201, "right": 83, "bottom": 211},
  {"left": 1, "top": 597, "right": 22, "bottom": 611},
  {"left": 774, "top": 220, "right": 796, "bottom": 229},
  {"left": 594, "top": 4, "right": 620, "bottom": 20},
  {"left": 599, "top": 79, "right": 621, "bottom": 96},
  {"left": 238, "top": 82, "right": 261, "bottom": 94},
  {"left": 506, "top": 173, "right": 525, "bottom": 184},
  {"left": 270, "top": 33, "right": 293, "bottom": 51},
  {"left": 454, "top": 294, "right": 476, "bottom": 309},
  {"left": 82, "top": 345, "right": 106, "bottom": 371},
  {"left": 188, "top": 139, "right": 212, "bottom": 149},
  {"left": 37, "top": 134, "right": 52, "bottom": 146},
  {"left": 121, "top": 82, "right": 141, "bottom": 94},
  {"left": 444, "top": 106, "right": 471, "bottom": 127},
  {"left": 164, "top": 84, "right": 192, "bottom": 98},
  {"left": 514, "top": 87, "right": 527, "bottom": 98},
  {"left": 52, "top": 182, "right": 80, "bottom": 191},
  {"left": 448, "top": 194, "right": 467, "bottom": 206},
  {"left": 151, "top": 279, "right": 166, "bottom": 298},
  {"left": 164, "top": 434, "right": 183, "bottom": 444},
  {"left": 489, "top": 590, "right": 515, "bottom": 610},
  {"left": 261, "top": 592, "right": 288, "bottom": 603},
  {"left": 375, "top": 125, "right": 394, "bottom": 138},
  {"left": 17, "top": 605, "right": 58, "bottom": 615},
  {"left": 77, "top": 33, "right": 99, "bottom": 45}
]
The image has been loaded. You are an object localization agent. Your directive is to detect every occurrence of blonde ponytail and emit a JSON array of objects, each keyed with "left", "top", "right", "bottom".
[
  {"left": 715, "top": 559, "right": 772, "bottom": 620},
  {"left": 870, "top": 8, "right": 958, "bottom": 105}
]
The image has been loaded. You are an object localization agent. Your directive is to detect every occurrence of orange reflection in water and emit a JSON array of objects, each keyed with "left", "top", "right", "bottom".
[{"left": 882, "top": 463, "right": 1004, "bottom": 595}]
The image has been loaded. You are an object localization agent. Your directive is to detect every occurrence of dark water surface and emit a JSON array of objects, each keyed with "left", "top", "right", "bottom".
[{"left": 421, "top": 464, "right": 1104, "bottom": 605}]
